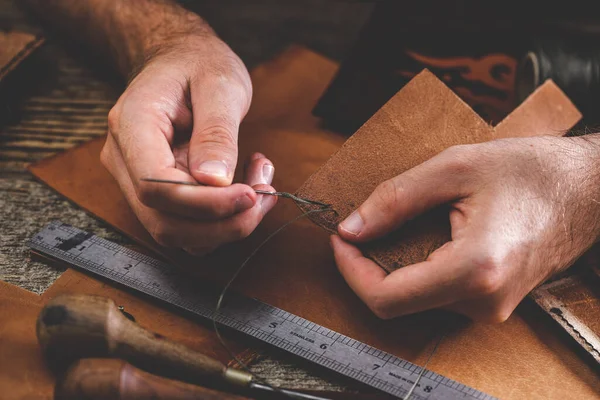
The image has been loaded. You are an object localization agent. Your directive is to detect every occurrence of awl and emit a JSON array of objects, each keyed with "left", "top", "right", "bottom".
[{"left": 37, "top": 294, "right": 330, "bottom": 400}]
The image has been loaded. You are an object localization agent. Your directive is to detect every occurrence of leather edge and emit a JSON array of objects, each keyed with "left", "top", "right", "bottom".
[{"left": 531, "top": 276, "right": 600, "bottom": 364}]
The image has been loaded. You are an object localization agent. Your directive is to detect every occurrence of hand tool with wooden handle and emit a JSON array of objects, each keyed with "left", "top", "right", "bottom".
[
  {"left": 55, "top": 358, "right": 249, "bottom": 400},
  {"left": 37, "top": 294, "right": 330, "bottom": 400}
]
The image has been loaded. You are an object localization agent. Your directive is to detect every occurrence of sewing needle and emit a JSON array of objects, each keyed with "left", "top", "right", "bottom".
[{"left": 140, "top": 177, "right": 332, "bottom": 208}]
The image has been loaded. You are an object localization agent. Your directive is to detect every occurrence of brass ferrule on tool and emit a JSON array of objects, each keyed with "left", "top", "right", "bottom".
[{"left": 223, "top": 368, "right": 253, "bottom": 387}]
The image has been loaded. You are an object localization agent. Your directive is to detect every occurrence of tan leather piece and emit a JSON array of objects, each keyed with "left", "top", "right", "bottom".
[
  {"left": 28, "top": 47, "right": 600, "bottom": 399},
  {"left": 493, "top": 79, "right": 583, "bottom": 139},
  {"left": 296, "top": 70, "right": 582, "bottom": 272},
  {"left": 0, "top": 281, "right": 53, "bottom": 400},
  {"left": 0, "top": 31, "right": 44, "bottom": 81}
]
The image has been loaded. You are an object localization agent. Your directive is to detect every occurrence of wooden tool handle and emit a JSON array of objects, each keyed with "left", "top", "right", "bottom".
[
  {"left": 37, "top": 294, "right": 247, "bottom": 385},
  {"left": 55, "top": 358, "right": 249, "bottom": 400}
]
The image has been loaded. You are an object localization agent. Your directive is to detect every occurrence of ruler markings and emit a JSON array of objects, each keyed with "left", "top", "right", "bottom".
[{"left": 29, "top": 222, "right": 494, "bottom": 400}]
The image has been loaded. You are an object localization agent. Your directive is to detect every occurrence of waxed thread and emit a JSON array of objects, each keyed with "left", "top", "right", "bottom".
[
  {"left": 213, "top": 205, "right": 336, "bottom": 398},
  {"left": 140, "top": 177, "right": 336, "bottom": 397},
  {"left": 214, "top": 199, "right": 443, "bottom": 400},
  {"left": 140, "top": 177, "right": 443, "bottom": 399},
  {"left": 404, "top": 331, "right": 446, "bottom": 400}
]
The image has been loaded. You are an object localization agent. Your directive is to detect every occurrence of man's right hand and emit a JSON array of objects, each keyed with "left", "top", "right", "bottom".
[{"left": 101, "top": 32, "right": 277, "bottom": 256}]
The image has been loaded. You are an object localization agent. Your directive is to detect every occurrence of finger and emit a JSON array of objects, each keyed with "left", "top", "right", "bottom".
[
  {"left": 137, "top": 180, "right": 257, "bottom": 220},
  {"left": 188, "top": 75, "right": 251, "bottom": 186},
  {"left": 331, "top": 235, "right": 468, "bottom": 319},
  {"left": 108, "top": 103, "right": 257, "bottom": 220},
  {"left": 113, "top": 167, "right": 273, "bottom": 248},
  {"left": 252, "top": 183, "right": 278, "bottom": 217},
  {"left": 150, "top": 183, "right": 277, "bottom": 248},
  {"left": 244, "top": 152, "right": 275, "bottom": 186},
  {"left": 338, "top": 148, "right": 472, "bottom": 242},
  {"left": 105, "top": 135, "right": 276, "bottom": 248}
]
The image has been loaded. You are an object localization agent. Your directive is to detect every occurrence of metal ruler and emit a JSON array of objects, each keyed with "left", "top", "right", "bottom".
[{"left": 29, "top": 221, "right": 494, "bottom": 400}]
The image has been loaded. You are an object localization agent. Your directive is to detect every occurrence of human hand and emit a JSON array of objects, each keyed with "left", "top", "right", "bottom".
[
  {"left": 101, "top": 31, "right": 277, "bottom": 255},
  {"left": 331, "top": 135, "right": 600, "bottom": 322}
]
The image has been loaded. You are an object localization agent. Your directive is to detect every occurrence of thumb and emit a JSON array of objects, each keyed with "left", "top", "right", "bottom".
[
  {"left": 188, "top": 78, "right": 251, "bottom": 186},
  {"left": 338, "top": 148, "right": 472, "bottom": 242}
]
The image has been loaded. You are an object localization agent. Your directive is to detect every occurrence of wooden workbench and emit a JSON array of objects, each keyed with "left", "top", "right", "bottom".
[{"left": 0, "top": 0, "right": 375, "bottom": 392}]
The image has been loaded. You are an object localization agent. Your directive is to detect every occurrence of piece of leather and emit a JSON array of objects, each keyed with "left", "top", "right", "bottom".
[
  {"left": 28, "top": 46, "right": 600, "bottom": 399},
  {"left": 0, "top": 281, "right": 54, "bottom": 400},
  {"left": 297, "top": 69, "right": 581, "bottom": 272},
  {"left": 0, "top": 31, "right": 44, "bottom": 81},
  {"left": 532, "top": 273, "right": 600, "bottom": 364}
]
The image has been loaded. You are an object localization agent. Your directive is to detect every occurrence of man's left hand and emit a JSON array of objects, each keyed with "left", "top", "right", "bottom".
[{"left": 332, "top": 135, "right": 600, "bottom": 322}]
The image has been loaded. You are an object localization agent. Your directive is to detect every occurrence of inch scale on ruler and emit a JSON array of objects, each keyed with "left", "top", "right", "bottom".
[{"left": 29, "top": 221, "right": 494, "bottom": 400}]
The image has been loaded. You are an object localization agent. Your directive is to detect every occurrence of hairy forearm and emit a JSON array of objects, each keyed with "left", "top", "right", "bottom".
[{"left": 21, "top": 0, "right": 212, "bottom": 77}]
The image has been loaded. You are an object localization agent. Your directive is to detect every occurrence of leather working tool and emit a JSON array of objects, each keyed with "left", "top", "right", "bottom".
[
  {"left": 37, "top": 294, "right": 330, "bottom": 400},
  {"left": 54, "top": 359, "right": 391, "bottom": 400},
  {"left": 140, "top": 178, "right": 332, "bottom": 208},
  {"left": 55, "top": 358, "right": 249, "bottom": 400}
]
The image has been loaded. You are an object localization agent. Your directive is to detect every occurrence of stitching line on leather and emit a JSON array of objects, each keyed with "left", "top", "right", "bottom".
[{"left": 550, "top": 307, "right": 600, "bottom": 357}]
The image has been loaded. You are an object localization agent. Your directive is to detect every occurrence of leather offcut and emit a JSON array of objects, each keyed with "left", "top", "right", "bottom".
[
  {"left": 0, "top": 31, "right": 44, "bottom": 81},
  {"left": 296, "top": 69, "right": 582, "bottom": 272}
]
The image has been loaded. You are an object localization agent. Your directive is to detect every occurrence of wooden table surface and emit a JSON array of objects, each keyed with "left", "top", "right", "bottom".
[{"left": 0, "top": 0, "right": 377, "bottom": 391}]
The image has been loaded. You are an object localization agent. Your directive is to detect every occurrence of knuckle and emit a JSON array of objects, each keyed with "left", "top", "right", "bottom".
[
  {"left": 213, "top": 201, "right": 235, "bottom": 218},
  {"left": 107, "top": 105, "right": 121, "bottom": 134},
  {"left": 195, "top": 122, "right": 238, "bottom": 150},
  {"left": 206, "top": 56, "right": 250, "bottom": 87},
  {"left": 192, "top": 57, "right": 251, "bottom": 99},
  {"left": 473, "top": 304, "right": 512, "bottom": 323},
  {"left": 467, "top": 254, "right": 505, "bottom": 297},
  {"left": 440, "top": 144, "right": 476, "bottom": 175},
  {"left": 230, "top": 218, "right": 254, "bottom": 241},
  {"left": 487, "top": 308, "right": 512, "bottom": 323},
  {"left": 368, "top": 294, "right": 395, "bottom": 320},
  {"left": 373, "top": 179, "right": 402, "bottom": 215},
  {"left": 136, "top": 184, "right": 156, "bottom": 208},
  {"left": 150, "top": 223, "right": 174, "bottom": 247}
]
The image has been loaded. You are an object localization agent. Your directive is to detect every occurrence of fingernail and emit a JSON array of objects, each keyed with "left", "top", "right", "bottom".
[
  {"left": 197, "top": 160, "right": 229, "bottom": 179},
  {"left": 235, "top": 193, "right": 254, "bottom": 212},
  {"left": 262, "top": 164, "right": 274, "bottom": 185},
  {"left": 339, "top": 211, "right": 364, "bottom": 236}
]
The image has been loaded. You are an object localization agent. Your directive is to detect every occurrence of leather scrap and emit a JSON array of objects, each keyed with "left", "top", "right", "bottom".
[
  {"left": 296, "top": 69, "right": 582, "bottom": 272},
  {"left": 0, "top": 281, "right": 53, "bottom": 400},
  {"left": 28, "top": 46, "right": 600, "bottom": 399},
  {"left": 0, "top": 31, "right": 44, "bottom": 81}
]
